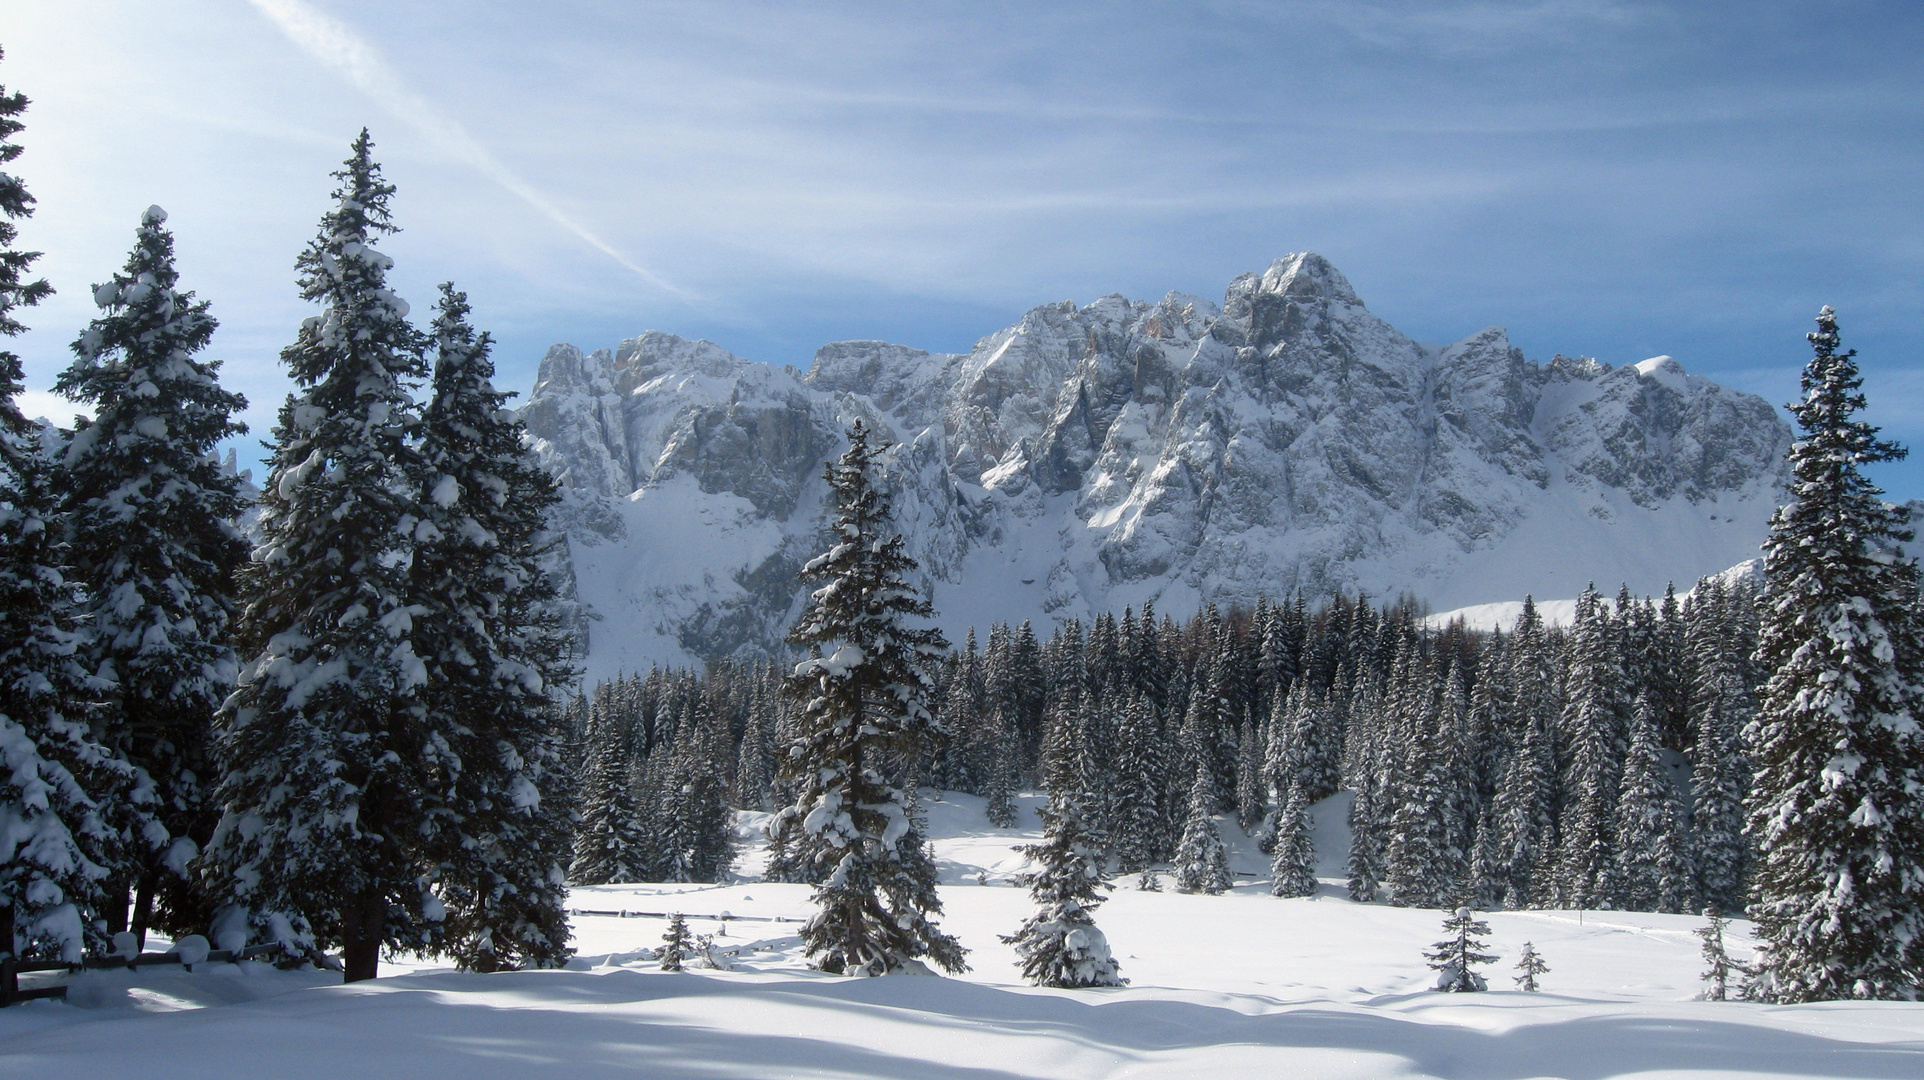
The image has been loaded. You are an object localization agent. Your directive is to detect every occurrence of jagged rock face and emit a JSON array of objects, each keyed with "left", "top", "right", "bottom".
[{"left": 522, "top": 254, "right": 1792, "bottom": 677}]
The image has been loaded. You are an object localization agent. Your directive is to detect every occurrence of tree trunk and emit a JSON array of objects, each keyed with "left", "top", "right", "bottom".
[
  {"left": 131, "top": 871, "right": 158, "bottom": 952},
  {"left": 103, "top": 879, "right": 131, "bottom": 937},
  {"left": 340, "top": 893, "right": 385, "bottom": 983}
]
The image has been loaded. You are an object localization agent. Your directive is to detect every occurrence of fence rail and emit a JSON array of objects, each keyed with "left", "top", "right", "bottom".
[{"left": 567, "top": 908, "right": 798, "bottom": 924}]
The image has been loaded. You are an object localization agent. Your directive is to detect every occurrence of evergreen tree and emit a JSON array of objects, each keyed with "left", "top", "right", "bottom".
[
  {"left": 1514, "top": 941, "right": 1548, "bottom": 992},
  {"left": 1001, "top": 739, "right": 1124, "bottom": 988},
  {"left": 1557, "top": 585, "right": 1626, "bottom": 908},
  {"left": 1615, "top": 692, "right": 1693, "bottom": 913},
  {"left": 1234, "top": 717, "right": 1265, "bottom": 833},
  {"left": 55, "top": 205, "right": 249, "bottom": 945},
  {"left": 1384, "top": 708, "right": 1459, "bottom": 910},
  {"left": 1173, "top": 765, "right": 1232, "bottom": 895},
  {"left": 733, "top": 677, "right": 776, "bottom": 811},
  {"left": 779, "top": 421, "right": 964, "bottom": 976},
  {"left": 414, "top": 284, "right": 576, "bottom": 970},
  {"left": 1491, "top": 709, "right": 1555, "bottom": 908},
  {"left": 0, "top": 54, "right": 132, "bottom": 962},
  {"left": 657, "top": 699, "right": 733, "bottom": 884},
  {"left": 1698, "top": 906, "right": 1740, "bottom": 1001},
  {"left": 1346, "top": 777, "right": 1381, "bottom": 903},
  {"left": 1268, "top": 781, "right": 1318, "bottom": 898},
  {"left": 659, "top": 912, "right": 691, "bottom": 972},
  {"left": 204, "top": 131, "right": 436, "bottom": 982},
  {"left": 1427, "top": 907, "right": 1497, "bottom": 992},
  {"left": 984, "top": 721, "right": 1020, "bottom": 829},
  {"left": 1748, "top": 306, "right": 1924, "bottom": 1001},
  {"left": 1687, "top": 586, "right": 1752, "bottom": 916},
  {"left": 1109, "top": 693, "right": 1165, "bottom": 871},
  {"left": 1466, "top": 806, "right": 1503, "bottom": 910},
  {"left": 1653, "top": 584, "right": 1691, "bottom": 748},
  {"left": 570, "top": 701, "right": 648, "bottom": 885}
]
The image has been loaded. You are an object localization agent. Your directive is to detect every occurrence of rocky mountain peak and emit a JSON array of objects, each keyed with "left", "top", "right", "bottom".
[{"left": 521, "top": 256, "right": 1792, "bottom": 678}]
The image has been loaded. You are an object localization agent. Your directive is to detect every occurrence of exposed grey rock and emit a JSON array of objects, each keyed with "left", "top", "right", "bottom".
[{"left": 522, "top": 254, "right": 1792, "bottom": 677}]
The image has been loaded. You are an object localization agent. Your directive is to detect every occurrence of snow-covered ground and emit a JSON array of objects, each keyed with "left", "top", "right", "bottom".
[{"left": 4, "top": 792, "right": 1920, "bottom": 1079}]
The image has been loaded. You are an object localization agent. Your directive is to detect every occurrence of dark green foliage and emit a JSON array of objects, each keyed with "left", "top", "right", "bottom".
[
  {"left": 1427, "top": 907, "right": 1497, "bottom": 992},
  {"left": 1699, "top": 906, "right": 1741, "bottom": 1001},
  {"left": 779, "top": 422, "right": 964, "bottom": 976},
  {"left": 0, "top": 52, "right": 132, "bottom": 961},
  {"left": 56, "top": 205, "right": 249, "bottom": 943},
  {"left": 659, "top": 912, "right": 691, "bottom": 972},
  {"left": 415, "top": 285, "right": 577, "bottom": 970},
  {"left": 1174, "top": 765, "right": 1231, "bottom": 895},
  {"left": 204, "top": 132, "right": 438, "bottom": 982},
  {"left": 1514, "top": 940, "right": 1548, "bottom": 992},
  {"left": 1747, "top": 307, "right": 1924, "bottom": 1002}
]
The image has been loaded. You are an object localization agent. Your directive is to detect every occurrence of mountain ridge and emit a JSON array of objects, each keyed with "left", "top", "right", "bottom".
[{"left": 520, "top": 254, "right": 1791, "bottom": 680}]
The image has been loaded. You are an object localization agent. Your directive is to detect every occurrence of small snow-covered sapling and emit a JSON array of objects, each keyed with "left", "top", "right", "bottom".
[
  {"left": 1426, "top": 907, "right": 1498, "bottom": 992},
  {"left": 660, "top": 913, "right": 693, "bottom": 972},
  {"left": 1698, "top": 906, "right": 1742, "bottom": 1001},
  {"left": 1514, "top": 941, "right": 1548, "bottom": 991}
]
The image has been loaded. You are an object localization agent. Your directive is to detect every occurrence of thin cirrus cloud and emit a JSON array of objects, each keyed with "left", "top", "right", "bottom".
[{"left": 243, "top": 0, "right": 692, "bottom": 302}]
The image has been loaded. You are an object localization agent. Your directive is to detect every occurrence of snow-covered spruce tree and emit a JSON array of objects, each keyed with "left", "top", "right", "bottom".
[
  {"left": 983, "top": 711, "right": 1021, "bottom": 829},
  {"left": 1687, "top": 583, "right": 1752, "bottom": 916},
  {"left": 1234, "top": 717, "right": 1265, "bottom": 833},
  {"left": 1699, "top": 905, "right": 1739, "bottom": 1001},
  {"left": 779, "top": 420, "right": 965, "bottom": 976},
  {"left": 0, "top": 57, "right": 133, "bottom": 962},
  {"left": 1467, "top": 805, "right": 1504, "bottom": 910},
  {"left": 569, "top": 709, "right": 646, "bottom": 885},
  {"left": 57, "top": 205, "right": 250, "bottom": 946},
  {"left": 1345, "top": 774, "right": 1381, "bottom": 903},
  {"left": 1001, "top": 726, "right": 1124, "bottom": 988},
  {"left": 733, "top": 676, "right": 776, "bottom": 811},
  {"left": 1746, "top": 306, "right": 1924, "bottom": 1002},
  {"left": 659, "top": 912, "right": 691, "bottom": 972},
  {"left": 1173, "top": 764, "right": 1232, "bottom": 895},
  {"left": 1384, "top": 708, "right": 1463, "bottom": 910},
  {"left": 414, "top": 284, "right": 577, "bottom": 971},
  {"left": 1557, "top": 585, "right": 1626, "bottom": 909},
  {"left": 658, "top": 698, "right": 733, "bottom": 884},
  {"left": 1109, "top": 693, "right": 1165, "bottom": 872},
  {"left": 1492, "top": 679, "right": 1558, "bottom": 907},
  {"left": 1427, "top": 907, "right": 1497, "bottom": 992},
  {"left": 1514, "top": 941, "right": 1548, "bottom": 992},
  {"left": 1615, "top": 692, "right": 1693, "bottom": 914},
  {"left": 203, "top": 132, "right": 438, "bottom": 983},
  {"left": 1269, "top": 781, "right": 1317, "bottom": 898}
]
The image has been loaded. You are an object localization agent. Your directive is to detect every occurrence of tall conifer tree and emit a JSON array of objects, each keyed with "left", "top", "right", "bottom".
[
  {"left": 414, "top": 284, "right": 576, "bottom": 970},
  {"left": 57, "top": 206, "right": 250, "bottom": 944},
  {"left": 779, "top": 421, "right": 964, "bottom": 975},
  {"left": 204, "top": 132, "right": 437, "bottom": 982},
  {"left": 1747, "top": 307, "right": 1924, "bottom": 1001},
  {"left": 0, "top": 51, "right": 132, "bottom": 962}
]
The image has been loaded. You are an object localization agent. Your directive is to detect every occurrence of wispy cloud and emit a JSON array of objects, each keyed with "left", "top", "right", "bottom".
[{"left": 244, "top": 0, "right": 693, "bottom": 301}]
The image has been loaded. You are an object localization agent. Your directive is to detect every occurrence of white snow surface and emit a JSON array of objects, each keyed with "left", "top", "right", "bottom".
[
  {"left": 519, "top": 255, "right": 1793, "bottom": 679},
  {"left": 7, "top": 791, "right": 1919, "bottom": 1079},
  {"left": 1428, "top": 558, "right": 1764, "bottom": 631}
]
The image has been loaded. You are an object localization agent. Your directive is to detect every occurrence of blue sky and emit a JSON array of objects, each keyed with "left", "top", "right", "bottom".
[{"left": 7, "top": 1, "right": 1923, "bottom": 495}]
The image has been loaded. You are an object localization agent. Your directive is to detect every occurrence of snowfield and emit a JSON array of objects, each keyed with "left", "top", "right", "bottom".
[{"left": 4, "top": 793, "right": 1920, "bottom": 1079}]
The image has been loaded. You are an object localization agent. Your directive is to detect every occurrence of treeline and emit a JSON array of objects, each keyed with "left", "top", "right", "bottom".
[{"left": 570, "top": 573, "right": 1760, "bottom": 915}]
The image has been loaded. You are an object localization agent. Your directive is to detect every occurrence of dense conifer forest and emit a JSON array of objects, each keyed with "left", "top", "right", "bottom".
[{"left": 565, "top": 573, "right": 1760, "bottom": 918}]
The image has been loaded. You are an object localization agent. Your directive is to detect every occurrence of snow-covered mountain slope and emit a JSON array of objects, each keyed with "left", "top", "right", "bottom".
[{"left": 521, "top": 254, "right": 1791, "bottom": 677}]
